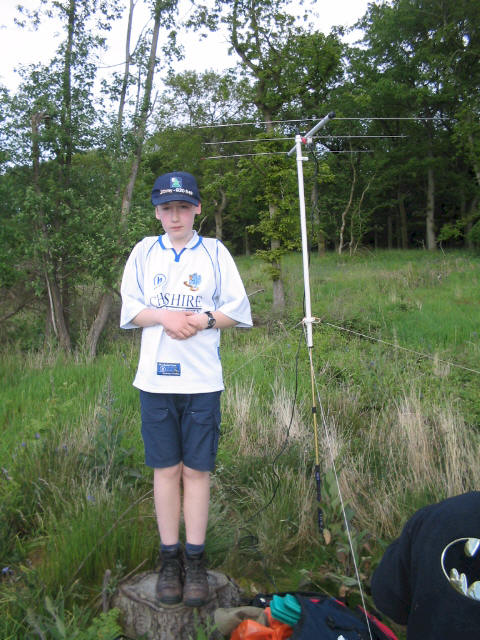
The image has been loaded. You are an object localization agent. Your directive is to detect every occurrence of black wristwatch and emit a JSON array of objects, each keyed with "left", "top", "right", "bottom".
[{"left": 205, "top": 311, "right": 216, "bottom": 329}]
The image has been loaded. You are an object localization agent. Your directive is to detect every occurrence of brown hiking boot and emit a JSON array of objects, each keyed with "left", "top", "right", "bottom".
[
  {"left": 156, "top": 549, "right": 183, "bottom": 605},
  {"left": 183, "top": 551, "right": 209, "bottom": 607}
]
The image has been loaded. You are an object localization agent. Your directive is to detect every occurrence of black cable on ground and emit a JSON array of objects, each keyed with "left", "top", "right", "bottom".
[{"left": 234, "top": 324, "right": 305, "bottom": 589}]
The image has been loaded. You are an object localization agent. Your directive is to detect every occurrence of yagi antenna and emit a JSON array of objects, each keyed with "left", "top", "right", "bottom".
[
  {"left": 287, "top": 111, "right": 336, "bottom": 158},
  {"left": 289, "top": 111, "right": 335, "bottom": 347}
]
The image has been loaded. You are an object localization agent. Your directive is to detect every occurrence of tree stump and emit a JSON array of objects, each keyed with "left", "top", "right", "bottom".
[{"left": 111, "top": 570, "right": 241, "bottom": 639}]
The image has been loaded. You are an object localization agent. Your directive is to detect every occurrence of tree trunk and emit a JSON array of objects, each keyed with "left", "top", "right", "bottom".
[
  {"left": 349, "top": 208, "right": 354, "bottom": 256},
  {"left": 317, "top": 233, "right": 326, "bottom": 256},
  {"left": 387, "top": 215, "right": 393, "bottom": 249},
  {"left": 310, "top": 178, "right": 325, "bottom": 256},
  {"left": 465, "top": 195, "right": 479, "bottom": 249},
  {"left": 244, "top": 229, "right": 250, "bottom": 256},
  {"left": 338, "top": 166, "right": 355, "bottom": 255},
  {"left": 270, "top": 227, "right": 285, "bottom": 312},
  {"left": 44, "top": 307, "right": 53, "bottom": 336},
  {"left": 230, "top": 5, "right": 287, "bottom": 312},
  {"left": 120, "top": 7, "right": 161, "bottom": 224},
  {"left": 86, "top": 1, "right": 162, "bottom": 357},
  {"left": 265, "top": 118, "right": 284, "bottom": 312},
  {"left": 398, "top": 191, "right": 409, "bottom": 249},
  {"left": 32, "top": 112, "right": 72, "bottom": 352},
  {"left": 338, "top": 209, "right": 347, "bottom": 255},
  {"left": 60, "top": 0, "right": 75, "bottom": 184},
  {"left": 468, "top": 130, "right": 480, "bottom": 187},
  {"left": 426, "top": 165, "right": 436, "bottom": 250},
  {"left": 115, "top": 0, "right": 134, "bottom": 148},
  {"left": 349, "top": 177, "right": 371, "bottom": 254},
  {"left": 46, "top": 270, "right": 72, "bottom": 352},
  {"left": 214, "top": 188, "right": 227, "bottom": 240},
  {"left": 121, "top": 0, "right": 162, "bottom": 225},
  {"left": 86, "top": 291, "right": 114, "bottom": 359}
]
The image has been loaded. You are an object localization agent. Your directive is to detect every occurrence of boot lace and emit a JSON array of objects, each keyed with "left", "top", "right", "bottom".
[
  {"left": 160, "top": 555, "right": 181, "bottom": 580},
  {"left": 185, "top": 555, "right": 206, "bottom": 583}
]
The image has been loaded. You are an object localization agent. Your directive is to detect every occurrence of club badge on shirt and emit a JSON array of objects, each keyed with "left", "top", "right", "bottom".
[{"left": 184, "top": 273, "right": 201, "bottom": 291}]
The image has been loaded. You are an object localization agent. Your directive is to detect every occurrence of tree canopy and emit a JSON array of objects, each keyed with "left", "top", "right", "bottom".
[{"left": 1, "top": 0, "right": 479, "bottom": 350}]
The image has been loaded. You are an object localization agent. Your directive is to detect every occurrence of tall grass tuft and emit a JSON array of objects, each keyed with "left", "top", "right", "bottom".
[
  {"left": 0, "top": 377, "right": 156, "bottom": 636},
  {"left": 335, "top": 392, "right": 480, "bottom": 538}
]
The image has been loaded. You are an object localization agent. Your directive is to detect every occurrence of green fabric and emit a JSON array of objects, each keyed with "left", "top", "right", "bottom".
[{"left": 270, "top": 594, "right": 302, "bottom": 626}]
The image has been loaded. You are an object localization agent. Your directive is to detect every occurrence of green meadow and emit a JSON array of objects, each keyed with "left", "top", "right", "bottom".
[{"left": 1, "top": 249, "right": 479, "bottom": 639}]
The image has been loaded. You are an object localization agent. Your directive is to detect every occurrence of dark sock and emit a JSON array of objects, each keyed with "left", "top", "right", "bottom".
[
  {"left": 161, "top": 542, "right": 180, "bottom": 555},
  {"left": 185, "top": 542, "right": 205, "bottom": 556}
]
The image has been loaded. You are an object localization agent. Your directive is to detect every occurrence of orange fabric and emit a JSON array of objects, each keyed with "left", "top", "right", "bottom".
[{"left": 230, "top": 607, "right": 293, "bottom": 640}]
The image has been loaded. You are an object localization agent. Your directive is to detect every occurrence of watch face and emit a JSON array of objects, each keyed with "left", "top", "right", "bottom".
[{"left": 206, "top": 312, "right": 216, "bottom": 328}]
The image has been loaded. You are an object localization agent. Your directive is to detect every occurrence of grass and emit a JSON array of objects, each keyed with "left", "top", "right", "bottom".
[{"left": 0, "top": 248, "right": 479, "bottom": 638}]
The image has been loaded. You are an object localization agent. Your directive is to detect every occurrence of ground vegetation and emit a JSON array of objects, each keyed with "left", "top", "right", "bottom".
[{"left": 1, "top": 249, "right": 479, "bottom": 639}]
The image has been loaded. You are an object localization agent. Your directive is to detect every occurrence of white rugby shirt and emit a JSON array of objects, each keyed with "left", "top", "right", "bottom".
[{"left": 120, "top": 232, "right": 252, "bottom": 393}]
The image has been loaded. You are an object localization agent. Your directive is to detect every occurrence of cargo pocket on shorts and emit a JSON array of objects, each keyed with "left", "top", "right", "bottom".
[
  {"left": 190, "top": 408, "right": 221, "bottom": 457},
  {"left": 141, "top": 407, "right": 178, "bottom": 468}
]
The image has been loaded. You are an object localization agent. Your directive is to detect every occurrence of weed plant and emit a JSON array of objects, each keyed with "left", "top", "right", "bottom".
[{"left": 0, "top": 249, "right": 479, "bottom": 638}]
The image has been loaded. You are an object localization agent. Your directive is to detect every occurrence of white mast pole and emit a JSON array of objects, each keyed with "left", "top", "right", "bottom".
[
  {"left": 289, "top": 112, "right": 335, "bottom": 535},
  {"left": 293, "top": 133, "right": 314, "bottom": 347},
  {"left": 289, "top": 112, "right": 335, "bottom": 347}
]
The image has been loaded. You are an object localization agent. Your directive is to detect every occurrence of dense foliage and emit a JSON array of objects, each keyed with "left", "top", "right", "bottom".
[{"left": 1, "top": 0, "right": 479, "bottom": 352}]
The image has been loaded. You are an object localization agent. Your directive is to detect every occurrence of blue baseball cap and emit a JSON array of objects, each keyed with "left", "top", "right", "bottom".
[{"left": 151, "top": 171, "right": 201, "bottom": 206}]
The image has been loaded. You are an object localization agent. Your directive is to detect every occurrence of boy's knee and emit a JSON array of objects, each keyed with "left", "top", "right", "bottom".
[
  {"left": 154, "top": 463, "right": 183, "bottom": 481},
  {"left": 182, "top": 465, "right": 210, "bottom": 482}
]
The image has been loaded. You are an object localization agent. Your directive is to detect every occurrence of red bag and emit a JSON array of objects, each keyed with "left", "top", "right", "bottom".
[{"left": 230, "top": 607, "right": 293, "bottom": 640}]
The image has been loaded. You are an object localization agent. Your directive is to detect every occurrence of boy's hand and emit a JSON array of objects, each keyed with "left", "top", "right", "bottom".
[
  {"left": 133, "top": 308, "right": 236, "bottom": 337},
  {"left": 185, "top": 312, "right": 210, "bottom": 332},
  {"left": 160, "top": 310, "right": 199, "bottom": 339}
]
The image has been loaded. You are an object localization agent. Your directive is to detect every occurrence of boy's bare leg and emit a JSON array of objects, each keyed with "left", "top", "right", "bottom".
[
  {"left": 182, "top": 465, "right": 210, "bottom": 606},
  {"left": 182, "top": 466, "right": 210, "bottom": 545},
  {"left": 153, "top": 463, "right": 182, "bottom": 545},
  {"left": 154, "top": 463, "right": 184, "bottom": 605}
]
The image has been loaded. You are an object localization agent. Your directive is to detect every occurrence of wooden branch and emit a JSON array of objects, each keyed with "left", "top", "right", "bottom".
[
  {"left": 338, "top": 163, "right": 356, "bottom": 255},
  {"left": 0, "top": 300, "right": 30, "bottom": 323},
  {"left": 231, "top": 0, "right": 259, "bottom": 73}
]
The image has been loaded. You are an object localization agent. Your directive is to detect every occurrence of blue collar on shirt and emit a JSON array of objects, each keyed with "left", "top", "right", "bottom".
[{"left": 158, "top": 232, "right": 203, "bottom": 262}]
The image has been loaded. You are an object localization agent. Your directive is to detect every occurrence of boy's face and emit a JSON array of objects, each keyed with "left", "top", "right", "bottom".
[{"left": 155, "top": 200, "right": 201, "bottom": 247}]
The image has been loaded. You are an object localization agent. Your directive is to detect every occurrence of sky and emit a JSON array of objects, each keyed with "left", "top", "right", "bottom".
[{"left": 0, "top": 0, "right": 371, "bottom": 93}]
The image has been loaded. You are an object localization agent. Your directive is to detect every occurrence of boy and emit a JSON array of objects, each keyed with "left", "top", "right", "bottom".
[{"left": 120, "top": 171, "right": 252, "bottom": 607}]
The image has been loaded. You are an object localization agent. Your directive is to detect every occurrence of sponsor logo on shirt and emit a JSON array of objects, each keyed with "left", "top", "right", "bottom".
[
  {"left": 153, "top": 273, "right": 167, "bottom": 288},
  {"left": 157, "top": 362, "right": 181, "bottom": 376},
  {"left": 149, "top": 292, "right": 203, "bottom": 311}
]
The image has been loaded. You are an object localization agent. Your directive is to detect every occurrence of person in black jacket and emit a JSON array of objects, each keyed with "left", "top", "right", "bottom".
[{"left": 371, "top": 492, "right": 480, "bottom": 639}]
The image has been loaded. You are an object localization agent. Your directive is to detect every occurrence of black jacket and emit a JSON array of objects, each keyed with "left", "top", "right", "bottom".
[{"left": 371, "top": 492, "right": 480, "bottom": 639}]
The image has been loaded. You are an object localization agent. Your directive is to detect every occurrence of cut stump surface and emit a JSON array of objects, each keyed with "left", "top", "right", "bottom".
[{"left": 112, "top": 570, "right": 241, "bottom": 639}]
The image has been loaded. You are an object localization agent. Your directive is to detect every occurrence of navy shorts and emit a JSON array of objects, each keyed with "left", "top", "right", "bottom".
[{"left": 139, "top": 391, "right": 222, "bottom": 471}]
